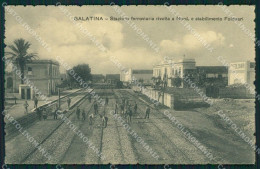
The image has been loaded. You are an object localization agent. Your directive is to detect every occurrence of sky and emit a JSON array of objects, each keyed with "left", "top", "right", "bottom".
[{"left": 4, "top": 5, "right": 255, "bottom": 74}]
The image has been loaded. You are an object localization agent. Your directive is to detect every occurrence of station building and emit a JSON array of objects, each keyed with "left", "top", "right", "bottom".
[{"left": 11, "top": 60, "right": 61, "bottom": 99}]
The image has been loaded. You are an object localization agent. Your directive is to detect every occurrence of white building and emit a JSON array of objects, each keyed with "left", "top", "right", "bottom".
[
  {"left": 228, "top": 61, "right": 255, "bottom": 85},
  {"left": 120, "top": 68, "right": 153, "bottom": 84},
  {"left": 153, "top": 58, "right": 196, "bottom": 87}
]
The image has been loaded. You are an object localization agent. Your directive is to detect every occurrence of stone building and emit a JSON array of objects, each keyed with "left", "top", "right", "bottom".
[{"left": 12, "top": 60, "right": 61, "bottom": 99}]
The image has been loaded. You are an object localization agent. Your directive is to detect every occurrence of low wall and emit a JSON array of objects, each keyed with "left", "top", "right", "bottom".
[
  {"left": 140, "top": 87, "right": 209, "bottom": 110},
  {"left": 219, "top": 87, "right": 254, "bottom": 99}
]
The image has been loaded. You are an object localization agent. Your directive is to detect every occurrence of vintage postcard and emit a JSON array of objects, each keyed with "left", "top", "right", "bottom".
[{"left": 2, "top": 4, "right": 256, "bottom": 165}]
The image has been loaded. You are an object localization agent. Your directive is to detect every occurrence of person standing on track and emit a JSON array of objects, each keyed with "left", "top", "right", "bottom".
[
  {"left": 54, "top": 108, "right": 59, "bottom": 120},
  {"left": 101, "top": 115, "right": 108, "bottom": 128},
  {"left": 105, "top": 97, "right": 109, "bottom": 105},
  {"left": 144, "top": 106, "right": 150, "bottom": 119},
  {"left": 24, "top": 100, "right": 29, "bottom": 114},
  {"left": 89, "top": 113, "right": 94, "bottom": 125},
  {"left": 94, "top": 102, "right": 98, "bottom": 114},
  {"left": 82, "top": 109, "right": 86, "bottom": 121},
  {"left": 34, "top": 96, "right": 38, "bottom": 108},
  {"left": 76, "top": 106, "right": 80, "bottom": 120},
  {"left": 67, "top": 97, "right": 71, "bottom": 109},
  {"left": 134, "top": 102, "right": 137, "bottom": 114},
  {"left": 127, "top": 106, "right": 133, "bottom": 123},
  {"left": 120, "top": 102, "right": 124, "bottom": 114},
  {"left": 114, "top": 101, "right": 118, "bottom": 114}
]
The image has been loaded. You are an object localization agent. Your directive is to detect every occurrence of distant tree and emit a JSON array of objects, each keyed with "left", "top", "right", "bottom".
[
  {"left": 57, "top": 79, "right": 70, "bottom": 88},
  {"left": 138, "top": 78, "right": 144, "bottom": 84},
  {"left": 171, "top": 76, "right": 182, "bottom": 88},
  {"left": 116, "top": 81, "right": 123, "bottom": 88},
  {"left": 194, "top": 71, "right": 206, "bottom": 87},
  {"left": 67, "top": 64, "right": 92, "bottom": 87},
  {"left": 5, "top": 38, "right": 38, "bottom": 84}
]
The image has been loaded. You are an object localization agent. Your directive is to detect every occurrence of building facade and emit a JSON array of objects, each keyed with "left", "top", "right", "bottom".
[
  {"left": 106, "top": 74, "right": 120, "bottom": 84},
  {"left": 228, "top": 61, "right": 255, "bottom": 85},
  {"left": 12, "top": 60, "right": 61, "bottom": 98},
  {"left": 153, "top": 58, "right": 230, "bottom": 88},
  {"left": 153, "top": 58, "right": 196, "bottom": 87},
  {"left": 92, "top": 74, "right": 105, "bottom": 83},
  {"left": 121, "top": 69, "right": 153, "bottom": 85},
  {"left": 196, "top": 66, "right": 228, "bottom": 87}
]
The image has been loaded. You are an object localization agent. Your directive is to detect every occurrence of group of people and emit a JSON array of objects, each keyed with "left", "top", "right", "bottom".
[
  {"left": 35, "top": 102, "right": 62, "bottom": 121},
  {"left": 75, "top": 100, "right": 109, "bottom": 128},
  {"left": 31, "top": 94, "right": 151, "bottom": 127},
  {"left": 116, "top": 98, "right": 151, "bottom": 122},
  {"left": 114, "top": 99, "right": 137, "bottom": 123},
  {"left": 76, "top": 106, "right": 86, "bottom": 121},
  {"left": 23, "top": 96, "right": 39, "bottom": 114}
]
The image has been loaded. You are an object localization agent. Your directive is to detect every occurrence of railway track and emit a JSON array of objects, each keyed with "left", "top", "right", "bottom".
[
  {"left": 5, "top": 88, "right": 86, "bottom": 141},
  {"left": 117, "top": 89, "right": 196, "bottom": 163},
  {"left": 19, "top": 89, "right": 93, "bottom": 163},
  {"left": 20, "top": 88, "right": 113, "bottom": 164}
]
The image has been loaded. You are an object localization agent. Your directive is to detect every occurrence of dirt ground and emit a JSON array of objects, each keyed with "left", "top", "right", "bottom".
[{"left": 5, "top": 89, "right": 256, "bottom": 164}]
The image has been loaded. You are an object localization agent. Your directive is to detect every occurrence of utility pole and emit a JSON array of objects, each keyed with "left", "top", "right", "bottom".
[{"left": 58, "top": 88, "right": 60, "bottom": 109}]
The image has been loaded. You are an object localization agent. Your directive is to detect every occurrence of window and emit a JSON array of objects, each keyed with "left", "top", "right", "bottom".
[
  {"left": 250, "top": 62, "right": 255, "bottom": 68},
  {"left": 206, "top": 74, "right": 216, "bottom": 78},
  {"left": 27, "top": 67, "right": 32, "bottom": 75}
]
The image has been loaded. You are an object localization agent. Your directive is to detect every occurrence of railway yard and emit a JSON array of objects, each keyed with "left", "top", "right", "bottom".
[{"left": 4, "top": 88, "right": 255, "bottom": 164}]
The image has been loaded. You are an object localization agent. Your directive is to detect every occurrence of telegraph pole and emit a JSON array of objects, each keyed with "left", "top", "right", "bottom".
[{"left": 58, "top": 88, "right": 60, "bottom": 108}]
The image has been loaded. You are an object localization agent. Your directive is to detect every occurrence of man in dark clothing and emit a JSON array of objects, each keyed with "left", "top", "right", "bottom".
[
  {"left": 114, "top": 101, "right": 118, "bottom": 114},
  {"left": 144, "top": 106, "right": 150, "bottom": 119},
  {"left": 105, "top": 97, "right": 109, "bottom": 105},
  {"left": 67, "top": 97, "right": 71, "bottom": 108},
  {"left": 89, "top": 113, "right": 94, "bottom": 125},
  {"left": 101, "top": 115, "right": 108, "bottom": 128},
  {"left": 34, "top": 97, "right": 38, "bottom": 108},
  {"left": 82, "top": 110, "right": 86, "bottom": 121},
  {"left": 76, "top": 106, "right": 80, "bottom": 120},
  {"left": 134, "top": 102, "right": 137, "bottom": 114},
  {"left": 127, "top": 107, "right": 132, "bottom": 123},
  {"left": 54, "top": 108, "right": 58, "bottom": 120},
  {"left": 94, "top": 102, "right": 98, "bottom": 114},
  {"left": 88, "top": 95, "right": 91, "bottom": 103}
]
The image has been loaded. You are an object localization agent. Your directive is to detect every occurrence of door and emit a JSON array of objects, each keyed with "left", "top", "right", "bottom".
[
  {"left": 27, "top": 88, "right": 31, "bottom": 99},
  {"left": 21, "top": 89, "right": 25, "bottom": 99}
]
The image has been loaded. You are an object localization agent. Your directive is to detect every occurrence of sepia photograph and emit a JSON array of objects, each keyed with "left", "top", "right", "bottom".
[{"left": 3, "top": 4, "right": 256, "bottom": 165}]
